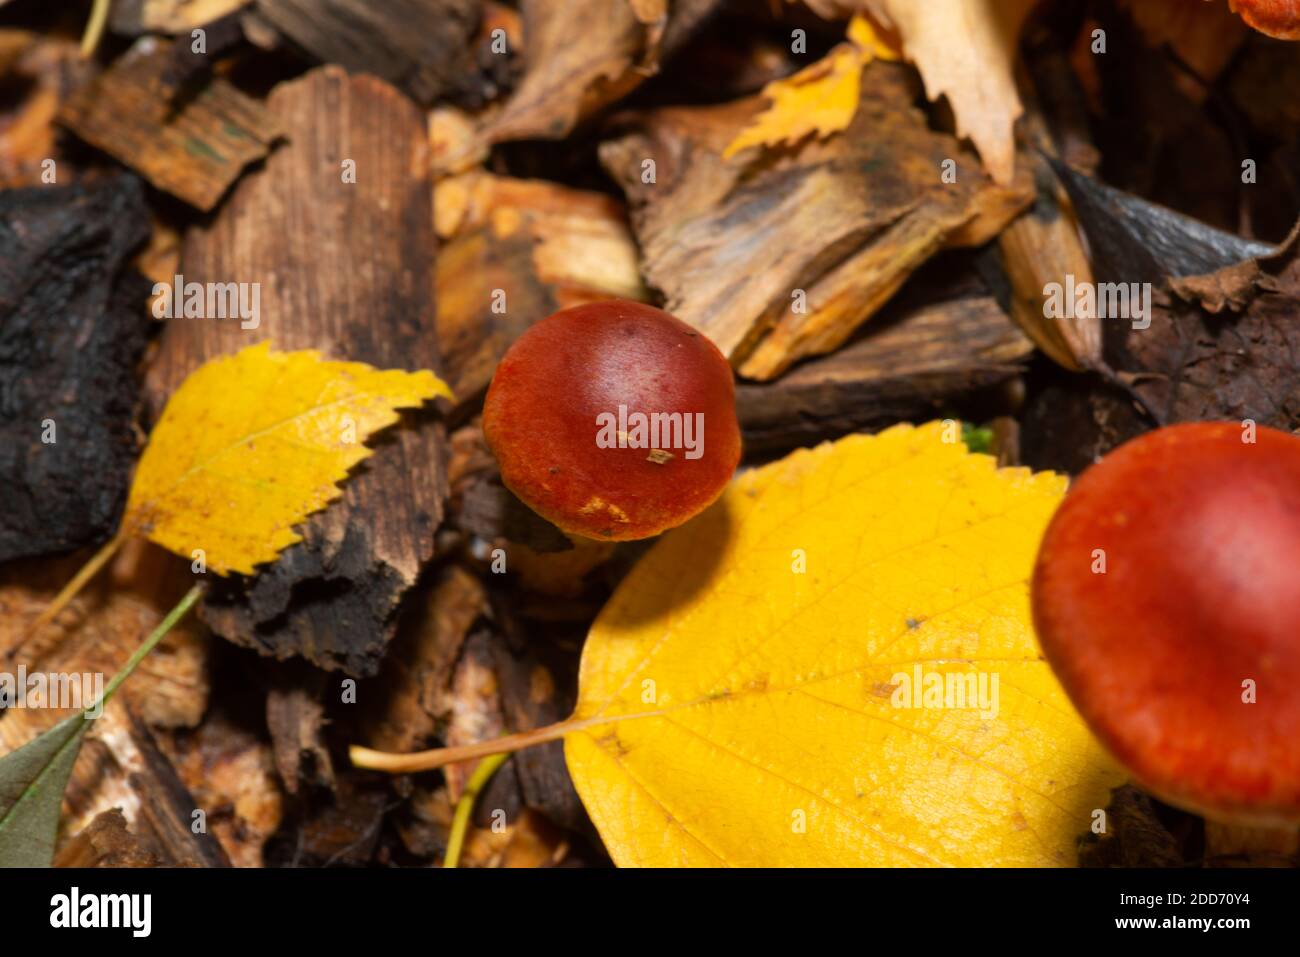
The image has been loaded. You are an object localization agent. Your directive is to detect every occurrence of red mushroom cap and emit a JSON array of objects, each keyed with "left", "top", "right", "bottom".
[
  {"left": 482, "top": 300, "right": 742, "bottom": 541},
  {"left": 1033, "top": 421, "right": 1300, "bottom": 826},
  {"left": 1230, "top": 0, "right": 1300, "bottom": 40}
]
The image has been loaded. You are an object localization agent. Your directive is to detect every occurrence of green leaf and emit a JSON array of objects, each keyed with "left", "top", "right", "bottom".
[
  {"left": 961, "top": 422, "right": 995, "bottom": 455},
  {"left": 0, "top": 714, "right": 92, "bottom": 867},
  {"left": 0, "top": 584, "right": 202, "bottom": 868}
]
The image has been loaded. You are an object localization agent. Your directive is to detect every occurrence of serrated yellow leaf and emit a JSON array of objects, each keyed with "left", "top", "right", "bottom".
[
  {"left": 722, "top": 15, "right": 895, "bottom": 160},
  {"left": 565, "top": 422, "right": 1122, "bottom": 866},
  {"left": 123, "top": 342, "right": 451, "bottom": 576}
]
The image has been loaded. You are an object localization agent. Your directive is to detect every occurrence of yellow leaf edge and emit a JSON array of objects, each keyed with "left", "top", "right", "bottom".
[{"left": 124, "top": 341, "right": 453, "bottom": 576}]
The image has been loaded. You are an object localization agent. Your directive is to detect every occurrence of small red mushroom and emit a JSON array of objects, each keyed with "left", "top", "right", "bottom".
[
  {"left": 482, "top": 300, "right": 741, "bottom": 541},
  {"left": 1033, "top": 421, "right": 1300, "bottom": 827},
  {"left": 1230, "top": 0, "right": 1300, "bottom": 40}
]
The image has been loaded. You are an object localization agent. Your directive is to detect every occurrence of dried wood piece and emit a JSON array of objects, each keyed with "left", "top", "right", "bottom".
[
  {"left": 1019, "top": 374, "right": 1148, "bottom": 477},
  {"left": 1053, "top": 160, "right": 1273, "bottom": 286},
  {"left": 995, "top": 83, "right": 1101, "bottom": 372},
  {"left": 144, "top": 67, "right": 449, "bottom": 677},
  {"left": 254, "top": 0, "right": 482, "bottom": 106},
  {"left": 273, "top": 774, "right": 391, "bottom": 866},
  {"left": 57, "top": 37, "right": 282, "bottom": 211},
  {"left": 442, "top": 628, "right": 519, "bottom": 806},
  {"left": 118, "top": 708, "right": 233, "bottom": 866},
  {"left": 52, "top": 706, "right": 232, "bottom": 867},
  {"left": 1061, "top": 165, "right": 1300, "bottom": 431},
  {"left": 601, "top": 62, "right": 1032, "bottom": 380},
  {"left": 435, "top": 171, "right": 647, "bottom": 410},
  {"left": 482, "top": 0, "right": 721, "bottom": 145},
  {"left": 158, "top": 708, "right": 284, "bottom": 868},
  {"left": 1128, "top": 227, "right": 1300, "bottom": 430},
  {"left": 457, "top": 479, "right": 574, "bottom": 554},
  {"left": 488, "top": 608, "right": 585, "bottom": 832},
  {"left": 362, "top": 564, "right": 488, "bottom": 756},
  {"left": 53, "top": 808, "right": 163, "bottom": 868},
  {"left": 1078, "top": 785, "right": 1190, "bottom": 868},
  {"left": 736, "top": 282, "right": 1033, "bottom": 454},
  {"left": 0, "top": 175, "right": 150, "bottom": 563},
  {"left": 266, "top": 664, "right": 334, "bottom": 795}
]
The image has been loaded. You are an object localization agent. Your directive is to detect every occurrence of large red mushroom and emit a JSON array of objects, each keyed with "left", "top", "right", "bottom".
[{"left": 1033, "top": 421, "right": 1300, "bottom": 829}]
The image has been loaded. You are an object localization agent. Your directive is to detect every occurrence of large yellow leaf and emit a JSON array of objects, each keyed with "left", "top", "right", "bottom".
[
  {"left": 565, "top": 422, "right": 1122, "bottom": 866},
  {"left": 123, "top": 342, "right": 450, "bottom": 576},
  {"left": 723, "top": 15, "right": 898, "bottom": 160}
]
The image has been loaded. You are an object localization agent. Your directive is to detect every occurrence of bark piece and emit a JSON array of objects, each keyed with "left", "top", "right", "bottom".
[
  {"left": 143, "top": 67, "right": 449, "bottom": 677},
  {"left": 58, "top": 38, "right": 282, "bottom": 211},
  {"left": 457, "top": 480, "right": 574, "bottom": 554},
  {"left": 488, "top": 608, "right": 585, "bottom": 833},
  {"left": 0, "top": 175, "right": 150, "bottom": 563},
  {"left": 1053, "top": 160, "right": 1273, "bottom": 287},
  {"left": 53, "top": 808, "right": 163, "bottom": 868},
  {"left": 443, "top": 628, "right": 518, "bottom": 806},
  {"left": 266, "top": 664, "right": 334, "bottom": 795},
  {"left": 736, "top": 279, "right": 1033, "bottom": 454},
  {"left": 995, "top": 80, "right": 1101, "bottom": 372},
  {"left": 1062, "top": 165, "right": 1300, "bottom": 431},
  {"left": 53, "top": 706, "right": 231, "bottom": 867},
  {"left": 1019, "top": 373, "right": 1148, "bottom": 477},
  {"left": 362, "top": 564, "right": 488, "bottom": 756},
  {"left": 1078, "top": 784, "right": 1191, "bottom": 868},
  {"left": 254, "top": 0, "right": 482, "bottom": 106},
  {"left": 158, "top": 707, "right": 284, "bottom": 868},
  {"left": 482, "top": 0, "right": 720, "bottom": 145},
  {"left": 600, "top": 62, "right": 1032, "bottom": 380},
  {"left": 271, "top": 773, "right": 391, "bottom": 867},
  {"left": 1125, "top": 229, "right": 1300, "bottom": 430}
]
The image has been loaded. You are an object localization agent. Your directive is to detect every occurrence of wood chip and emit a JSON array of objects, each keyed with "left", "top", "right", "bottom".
[
  {"left": 601, "top": 62, "right": 1032, "bottom": 380},
  {"left": 255, "top": 0, "right": 482, "bottom": 106},
  {"left": 144, "top": 66, "right": 449, "bottom": 677},
  {"left": 58, "top": 37, "right": 282, "bottom": 211},
  {"left": 736, "top": 273, "right": 1032, "bottom": 453}
]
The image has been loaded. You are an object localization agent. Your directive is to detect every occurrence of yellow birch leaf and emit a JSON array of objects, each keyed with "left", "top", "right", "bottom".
[
  {"left": 565, "top": 422, "right": 1122, "bottom": 866},
  {"left": 123, "top": 342, "right": 451, "bottom": 576},
  {"left": 722, "top": 15, "right": 896, "bottom": 160}
]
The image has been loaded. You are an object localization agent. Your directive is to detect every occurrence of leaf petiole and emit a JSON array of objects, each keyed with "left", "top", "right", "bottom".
[
  {"left": 80, "top": 0, "right": 112, "bottom": 59},
  {"left": 443, "top": 752, "right": 510, "bottom": 868}
]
